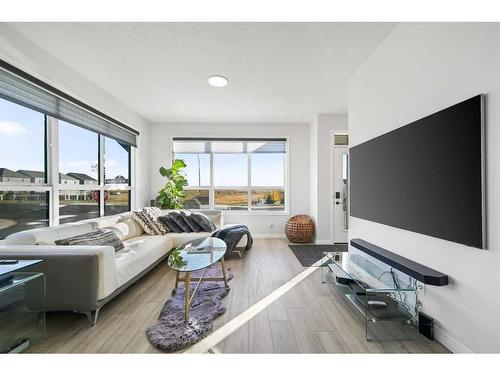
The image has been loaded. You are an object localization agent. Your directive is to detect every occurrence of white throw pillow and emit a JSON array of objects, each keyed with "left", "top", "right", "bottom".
[
  {"left": 206, "top": 212, "right": 223, "bottom": 229},
  {"left": 103, "top": 218, "right": 144, "bottom": 241}
]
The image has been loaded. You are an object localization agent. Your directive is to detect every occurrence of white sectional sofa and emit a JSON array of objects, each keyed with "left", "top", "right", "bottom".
[{"left": 0, "top": 210, "right": 245, "bottom": 325}]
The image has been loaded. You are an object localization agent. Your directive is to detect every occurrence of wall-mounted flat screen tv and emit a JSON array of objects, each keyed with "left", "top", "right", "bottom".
[{"left": 350, "top": 95, "right": 485, "bottom": 249}]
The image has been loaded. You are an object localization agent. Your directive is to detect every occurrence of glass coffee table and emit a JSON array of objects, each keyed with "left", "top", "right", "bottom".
[{"left": 167, "top": 237, "right": 228, "bottom": 321}]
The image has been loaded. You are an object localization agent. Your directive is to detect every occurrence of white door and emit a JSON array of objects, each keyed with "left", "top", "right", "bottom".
[{"left": 334, "top": 146, "right": 349, "bottom": 243}]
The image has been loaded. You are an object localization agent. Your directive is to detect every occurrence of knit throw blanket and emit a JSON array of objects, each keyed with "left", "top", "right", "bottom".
[{"left": 211, "top": 224, "right": 253, "bottom": 256}]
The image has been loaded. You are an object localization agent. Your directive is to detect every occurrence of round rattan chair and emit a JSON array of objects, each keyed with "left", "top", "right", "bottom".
[{"left": 285, "top": 215, "right": 314, "bottom": 243}]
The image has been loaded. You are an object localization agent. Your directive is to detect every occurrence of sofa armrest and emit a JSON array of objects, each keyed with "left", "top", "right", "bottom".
[{"left": 0, "top": 245, "right": 118, "bottom": 311}]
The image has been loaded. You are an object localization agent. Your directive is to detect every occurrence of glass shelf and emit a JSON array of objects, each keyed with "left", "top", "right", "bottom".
[
  {"left": 0, "top": 272, "right": 46, "bottom": 353},
  {"left": 322, "top": 247, "right": 420, "bottom": 341}
]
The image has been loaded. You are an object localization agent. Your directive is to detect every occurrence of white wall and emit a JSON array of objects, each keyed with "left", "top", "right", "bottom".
[
  {"left": 0, "top": 24, "right": 152, "bottom": 207},
  {"left": 309, "top": 114, "right": 348, "bottom": 243},
  {"left": 149, "top": 122, "right": 310, "bottom": 236},
  {"left": 348, "top": 23, "right": 500, "bottom": 353},
  {"left": 309, "top": 116, "right": 318, "bottom": 235}
]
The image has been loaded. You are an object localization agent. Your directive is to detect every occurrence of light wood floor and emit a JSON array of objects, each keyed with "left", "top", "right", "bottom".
[{"left": 28, "top": 238, "right": 449, "bottom": 354}]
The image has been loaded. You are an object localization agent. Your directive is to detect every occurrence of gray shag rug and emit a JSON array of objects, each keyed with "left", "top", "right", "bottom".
[{"left": 146, "top": 265, "right": 233, "bottom": 353}]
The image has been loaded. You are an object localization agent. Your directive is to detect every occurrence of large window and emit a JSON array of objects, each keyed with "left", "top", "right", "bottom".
[
  {"left": 104, "top": 137, "right": 131, "bottom": 215},
  {"left": 59, "top": 190, "right": 99, "bottom": 224},
  {"left": 0, "top": 86, "right": 135, "bottom": 238},
  {"left": 174, "top": 153, "right": 210, "bottom": 186},
  {"left": 59, "top": 120, "right": 99, "bottom": 182},
  {"left": 0, "top": 98, "right": 49, "bottom": 237},
  {"left": 58, "top": 121, "right": 100, "bottom": 223},
  {"left": 173, "top": 138, "right": 287, "bottom": 212},
  {"left": 57, "top": 128, "right": 132, "bottom": 223}
]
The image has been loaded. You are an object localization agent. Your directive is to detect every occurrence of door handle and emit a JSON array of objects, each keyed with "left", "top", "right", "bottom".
[{"left": 335, "top": 201, "right": 341, "bottom": 205}]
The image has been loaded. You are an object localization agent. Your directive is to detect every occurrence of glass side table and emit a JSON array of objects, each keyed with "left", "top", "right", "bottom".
[
  {"left": 0, "top": 272, "right": 46, "bottom": 353},
  {"left": 322, "top": 247, "right": 420, "bottom": 342}
]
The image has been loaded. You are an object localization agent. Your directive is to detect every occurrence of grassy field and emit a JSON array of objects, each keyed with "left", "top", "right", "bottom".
[
  {"left": 213, "top": 190, "right": 285, "bottom": 208},
  {"left": 215, "top": 190, "right": 247, "bottom": 206}
]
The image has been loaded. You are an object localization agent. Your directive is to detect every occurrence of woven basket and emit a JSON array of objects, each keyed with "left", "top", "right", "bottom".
[{"left": 285, "top": 215, "right": 314, "bottom": 243}]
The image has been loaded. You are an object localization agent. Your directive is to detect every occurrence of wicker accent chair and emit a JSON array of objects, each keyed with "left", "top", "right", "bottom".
[{"left": 285, "top": 215, "right": 314, "bottom": 243}]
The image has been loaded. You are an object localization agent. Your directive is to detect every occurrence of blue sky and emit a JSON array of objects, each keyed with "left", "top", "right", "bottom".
[
  {"left": 0, "top": 98, "right": 45, "bottom": 172},
  {"left": 0, "top": 98, "right": 128, "bottom": 180},
  {"left": 176, "top": 152, "right": 284, "bottom": 187}
]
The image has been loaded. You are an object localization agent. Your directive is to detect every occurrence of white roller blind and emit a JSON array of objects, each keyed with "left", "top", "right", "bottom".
[{"left": 173, "top": 138, "right": 286, "bottom": 154}]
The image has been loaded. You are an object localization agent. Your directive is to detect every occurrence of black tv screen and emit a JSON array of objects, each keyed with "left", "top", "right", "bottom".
[{"left": 350, "top": 95, "right": 485, "bottom": 249}]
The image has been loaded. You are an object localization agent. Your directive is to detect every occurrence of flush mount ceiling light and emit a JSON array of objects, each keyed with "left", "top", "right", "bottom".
[{"left": 208, "top": 75, "right": 228, "bottom": 87}]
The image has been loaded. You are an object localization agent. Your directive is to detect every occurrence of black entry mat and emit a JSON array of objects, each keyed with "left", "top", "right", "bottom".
[{"left": 288, "top": 244, "right": 348, "bottom": 267}]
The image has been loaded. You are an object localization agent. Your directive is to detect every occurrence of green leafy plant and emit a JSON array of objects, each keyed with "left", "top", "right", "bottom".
[
  {"left": 156, "top": 159, "right": 188, "bottom": 209},
  {"left": 167, "top": 250, "right": 187, "bottom": 269}
]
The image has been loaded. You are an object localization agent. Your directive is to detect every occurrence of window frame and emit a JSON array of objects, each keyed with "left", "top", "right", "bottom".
[
  {"left": 0, "top": 100, "right": 136, "bottom": 238},
  {"left": 102, "top": 136, "right": 133, "bottom": 217},
  {"left": 172, "top": 137, "right": 289, "bottom": 215},
  {"left": 0, "top": 107, "right": 51, "bottom": 237}
]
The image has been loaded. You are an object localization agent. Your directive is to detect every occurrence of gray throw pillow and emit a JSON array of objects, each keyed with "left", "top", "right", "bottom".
[
  {"left": 169, "top": 211, "right": 192, "bottom": 232},
  {"left": 55, "top": 229, "right": 124, "bottom": 252},
  {"left": 191, "top": 212, "right": 217, "bottom": 232},
  {"left": 180, "top": 210, "right": 203, "bottom": 232},
  {"left": 159, "top": 215, "right": 184, "bottom": 233}
]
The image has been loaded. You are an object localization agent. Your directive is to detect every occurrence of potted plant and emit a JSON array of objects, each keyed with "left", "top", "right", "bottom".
[{"left": 156, "top": 159, "right": 188, "bottom": 209}]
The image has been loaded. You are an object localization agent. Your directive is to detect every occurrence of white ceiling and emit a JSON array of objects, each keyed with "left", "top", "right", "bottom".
[{"left": 7, "top": 23, "right": 395, "bottom": 124}]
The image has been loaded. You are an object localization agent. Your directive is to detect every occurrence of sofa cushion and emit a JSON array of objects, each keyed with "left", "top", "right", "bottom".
[
  {"left": 168, "top": 211, "right": 192, "bottom": 232},
  {"left": 168, "top": 232, "right": 212, "bottom": 248},
  {"left": 132, "top": 210, "right": 158, "bottom": 235},
  {"left": 117, "top": 211, "right": 134, "bottom": 221},
  {"left": 5, "top": 222, "right": 96, "bottom": 245},
  {"left": 159, "top": 215, "right": 184, "bottom": 233},
  {"left": 162, "top": 209, "right": 224, "bottom": 228},
  {"left": 142, "top": 207, "right": 169, "bottom": 235},
  {"left": 191, "top": 212, "right": 217, "bottom": 232},
  {"left": 55, "top": 229, "right": 124, "bottom": 252},
  {"left": 81, "top": 214, "right": 122, "bottom": 229},
  {"left": 203, "top": 211, "right": 223, "bottom": 228},
  {"left": 116, "top": 235, "right": 173, "bottom": 287},
  {"left": 103, "top": 218, "right": 144, "bottom": 241},
  {"left": 180, "top": 210, "right": 203, "bottom": 232}
]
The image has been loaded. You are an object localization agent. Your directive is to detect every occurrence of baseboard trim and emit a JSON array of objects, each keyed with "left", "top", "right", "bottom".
[
  {"left": 434, "top": 324, "right": 472, "bottom": 353},
  {"left": 315, "top": 239, "right": 333, "bottom": 245},
  {"left": 252, "top": 234, "right": 286, "bottom": 239}
]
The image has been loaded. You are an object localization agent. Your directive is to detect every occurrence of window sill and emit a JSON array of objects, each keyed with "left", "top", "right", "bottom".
[
  {"left": 220, "top": 210, "right": 290, "bottom": 216},
  {"left": 185, "top": 208, "right": 290, "bottom": 216}
]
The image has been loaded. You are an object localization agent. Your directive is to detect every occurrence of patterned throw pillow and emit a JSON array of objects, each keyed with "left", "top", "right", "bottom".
[
  {"left": 180, "top": 210, "right": 203, "bottom": 232},
  {"left": 55, "top": 229, "right": 124, "bottom": 252},
  {"left": 159, "top": 215, "right": 184, "bottom": 233},
  {"left": 191, "top": 212, "right": 217, "bottom": 232},
  {"left": 142, "top": 207, "right": 169, "bottom": 235},
  {"left": 132, "top": 210, "right": 158, "bottom": 235},
  {"left": 168, "top": 211, "right": 192, "bottom": 232}
]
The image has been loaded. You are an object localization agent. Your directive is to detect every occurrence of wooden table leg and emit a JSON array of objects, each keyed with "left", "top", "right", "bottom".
[
  {"left": 184, "top": 271, "right": 191, "bottom": 321},
  {"left": 175, "top": 271, "right": 180, "bottom": 289},
  {"left": 220, "top": 258, "right": 228, "bottom": 287}
]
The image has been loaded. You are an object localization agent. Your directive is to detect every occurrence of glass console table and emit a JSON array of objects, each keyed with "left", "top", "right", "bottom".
[
  {"left": 322, "top": 246, "right": 420, "bottom": 341},
  {"left": 0, "top": 271, "right": 46, "bottom": 353}
]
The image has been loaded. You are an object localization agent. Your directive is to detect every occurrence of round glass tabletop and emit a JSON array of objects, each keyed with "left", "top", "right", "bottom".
[{"left": 167, "top": 237, "right": 227, "bottom": 272}]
